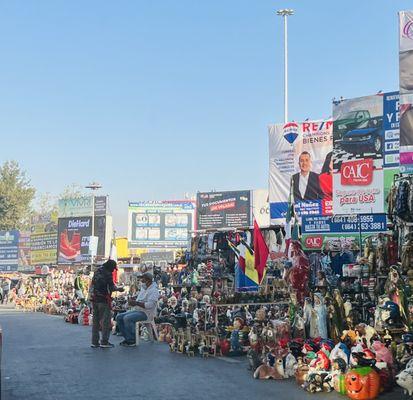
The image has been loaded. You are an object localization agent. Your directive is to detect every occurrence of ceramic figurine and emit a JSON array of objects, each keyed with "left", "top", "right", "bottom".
[
  {"left": 253, "top": 355, "right": 285, "bottom": 380},
  {"left": 345, "top": 367, "right": 381, "bottom": 400},
  {"left": 292, "top": 313, "right": 305, "bottom": 339},
  {"left": 331, "top": 358, "right": 348, "bottom": 394},
  {"left": 247, "top": 348, "right": 261, "bottom": 371},
  {"left": 330, "top": 342, "right": 350, "bottom": 366},
  {"left": 354, "top": 323, "right": 377, "bottom": 348},
  {"left": 303, "top": 372, "right": 333, "bottom": 393},
  {"left": 284, "top": 352, "right": 297, "bottom": 378},
  {"left": 384, "top": 266, "right": 410, "bottom": 328},
  {"left": 309, "top": 350, "right": 330, "bottom": 371},
  {"left": 396, "top": 369, "right": 413, "bottom": 396},
  {"left": 230, "top": 317, "right": 244, "bottom": 353},
  {"left": 303, "top": 297, "right": 313, "bottom": 339},
  {"left": 248, "top": 326, "right": 259, "bottom": 350},
  {"left": 287, "top": 241, "right": 310, "bottom": 304},
  {"left": 371, "top": 340, "right": 394, "bottom": 367},
  {"left": 313, "top": 293, "right": 328, "bottom": 339},
  {"left": 295, "top": 356, "right": 309, "bottom": 385}
]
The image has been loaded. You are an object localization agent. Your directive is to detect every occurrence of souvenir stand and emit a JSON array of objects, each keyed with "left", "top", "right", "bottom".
[{"left": 164, "top": 226, "right": 292, "bottom": 359}]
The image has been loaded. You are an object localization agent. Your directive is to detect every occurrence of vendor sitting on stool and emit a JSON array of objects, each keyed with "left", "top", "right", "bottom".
[{"left": 116, "top": 272, "right": 159, "bottom": 347}]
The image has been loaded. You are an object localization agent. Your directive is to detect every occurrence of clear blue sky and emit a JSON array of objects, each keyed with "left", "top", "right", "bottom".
[{"left": 0, "top": 0, "right": 410, "bottom": 235}]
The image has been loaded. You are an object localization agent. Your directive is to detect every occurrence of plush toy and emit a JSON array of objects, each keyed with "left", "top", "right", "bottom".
[
  {"left": 396, "top": 369, "right": 413, "bottom": 396},
  {"left": 345, "top": 367, "right": 380, "bottom": 400}
]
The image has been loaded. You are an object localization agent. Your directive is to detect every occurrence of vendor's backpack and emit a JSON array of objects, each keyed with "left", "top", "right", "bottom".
[
  {"left": 89, "top": 267, "right": 108, "bottom": 301},
  {"left": 395, "top": 181, "right": 411, "bottom": 221}
]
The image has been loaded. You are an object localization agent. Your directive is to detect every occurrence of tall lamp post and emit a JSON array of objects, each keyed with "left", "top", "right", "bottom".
[
  {"left": 85, "top": 182, "right": 102, "bottom": 263},
  {"left": 277, "top": 8, "right": 294, "bottom": 124}
]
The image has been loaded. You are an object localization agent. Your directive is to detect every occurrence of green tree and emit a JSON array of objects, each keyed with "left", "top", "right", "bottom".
[
  {"left": 59, "top": 183, "right": 85, "bottom": 200},
  {"left": 0, "top": 161, "right": 35, "bottom": 230}
]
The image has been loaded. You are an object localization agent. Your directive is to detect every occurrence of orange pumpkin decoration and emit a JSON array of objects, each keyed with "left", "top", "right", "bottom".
[{"left": 345, "top": 367, "right": 380, "bottom": 400}]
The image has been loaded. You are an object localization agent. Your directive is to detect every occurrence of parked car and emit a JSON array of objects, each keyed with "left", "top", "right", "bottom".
[
  {"left": 340, "top": 125, "right": 384, "bottom": 155},
  {"left": 334, "top": 110, "right": 371, "bottom": 139}
]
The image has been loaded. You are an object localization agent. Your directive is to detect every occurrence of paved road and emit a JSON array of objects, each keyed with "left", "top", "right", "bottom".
[{"left": 0, "top": 309, "right": 403, "bottom": 400}]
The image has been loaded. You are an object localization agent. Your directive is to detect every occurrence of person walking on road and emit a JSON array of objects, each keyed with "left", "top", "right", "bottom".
[
  {"left": 90, "top": 260, "right": 124, "bottom": 348},
  {"left": 2, "top": 278, "right": 11, "bottom": 304},
  {"left": 116, "top": 272, "right": 159, "bottom": 347}
]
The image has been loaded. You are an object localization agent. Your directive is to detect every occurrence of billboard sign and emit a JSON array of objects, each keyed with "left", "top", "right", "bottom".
[
  {"left": 399, "top": 11, "right": 413, "bottom": 173},
  {"left": 58, "top": 196, "right": 107, "bottom": 218},
  {"left": 30, "top": 233, "right": 58, "bottom": 265},
  {"left": 94, "top": 196, "right": 108, "bottom": 216},
  {"left": 269, "top": 120, "right": 333, "bottom": 224},
  {"left": 301, "top": 214, "right": 387, "bottom": 235},
  {"left": 252, "top": 189, "right": 270, "bottom": 228},
  {"left": 197, "top": 191, "right": 251, "bottom": 229},
  {"left": 18, "top": 233, "right": 31, "bottom": 271},
  {"left": 0, "top": 230, "right": 19, "bottom": 272},
  {"left": 57, "top": 217, "right": 92, "bottom": 264},
  {"left": 128, "top": 201, "right": 195, "bottom": 250},
  {"left": 332, "top": 93, "right": 399, "bottom": 214},
  {"left": 30, "top": 212, "right": 58, "bottom": 234}
]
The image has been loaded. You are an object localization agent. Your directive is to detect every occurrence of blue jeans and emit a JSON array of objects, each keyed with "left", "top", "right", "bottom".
[{"left": 116, "top": 311, "right": 147, "bottom": 342}]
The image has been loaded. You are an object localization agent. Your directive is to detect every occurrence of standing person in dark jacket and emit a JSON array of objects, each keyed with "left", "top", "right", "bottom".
[{"left": 90, "top": 260, "right": 124, "bottom": 348}]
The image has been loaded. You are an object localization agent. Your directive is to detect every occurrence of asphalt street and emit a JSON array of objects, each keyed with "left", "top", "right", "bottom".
[{"left": 0, "top": 309, "right": 404, "bottom": 400}]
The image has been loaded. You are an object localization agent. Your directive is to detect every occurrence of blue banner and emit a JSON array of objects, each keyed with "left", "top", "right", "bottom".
[
  {"left": 383, "top": 92, "right": 400, "bottom": 168},
  {"left": 0, "top": 230, "right": 20, "bottom": 272},
  {"left": 301, "top": 214, "right": 387, "bottom": 234}
]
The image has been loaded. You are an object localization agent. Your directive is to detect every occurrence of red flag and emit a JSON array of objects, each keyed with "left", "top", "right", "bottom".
[{"left": 254, "top": 219, "right": 269, "bottom": 284}]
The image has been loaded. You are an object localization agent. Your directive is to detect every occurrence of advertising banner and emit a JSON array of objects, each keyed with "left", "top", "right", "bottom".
[
  {"left": 94, "top": 216, "right": 106, "bottom": 257},
  {"left": 301, "top": 214, "right": 387, "bottom": 235},
  {"left": 269, "top": 120, "right": 333, "bottom": 224},
  {"left": 57, "top": 217, "right": 92, "bottom": 264},
  {"left": 197, "top": 191, "right": 251, "bottom": 229},
  {"left": 94, "top": 196, "right": 108, "bottom": 217},
  {"left": 58, "top": 196, "right": 107, "bottom": 218},
  {"left": 252, "top": 189, "right": 270, "bottom": 228},
  {"left": 128, "top": 201, "right": 195, "bottom": 250},
  {"left": 18, "top": 233, "right": 31, "bottom": 271},
  {"left": 30, "top": 212, "right": 58, "bottom": 234},
  {"left": 332, "top": 93, "right": 399, "bottom": 214},
  {"left": 30, "top": 233, "right": 58, "bottom": 265},
  {"left": 0, "top": 230, "right": 19, "bottom": 272},
  {"left": 399, "top": 11, "right": 413, "bottom": 173},
  {"left": 301, "top": 214, "right": 388, "bottom": 252},
  {"left": 58, "top": 196, "right": 93, "bottom": 218}
]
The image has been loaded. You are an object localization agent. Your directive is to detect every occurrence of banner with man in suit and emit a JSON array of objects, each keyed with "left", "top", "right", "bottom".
[{"left": 269, "top": 120, "right": 333, "bottom": 225}]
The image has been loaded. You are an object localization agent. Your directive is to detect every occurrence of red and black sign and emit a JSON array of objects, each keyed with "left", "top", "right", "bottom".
[{"left": 196, "top": 191, "right": 251, "bottom": 230}]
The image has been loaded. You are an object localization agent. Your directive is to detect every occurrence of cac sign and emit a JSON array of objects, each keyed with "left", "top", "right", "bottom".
[
  {"left": 304, "top": 235, "right": 324, "bottom": 249},
  {"left": 341, "top": 159, "right": 373, "bottom": 186}
]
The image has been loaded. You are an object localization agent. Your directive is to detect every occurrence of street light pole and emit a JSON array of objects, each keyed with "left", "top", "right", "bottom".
[
  {"left": 277, "top": 9, "right": 294, "bottom": 124},
  {"left": 85, "top": 182, "right": 102, "bottom": 264}
]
